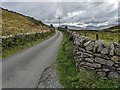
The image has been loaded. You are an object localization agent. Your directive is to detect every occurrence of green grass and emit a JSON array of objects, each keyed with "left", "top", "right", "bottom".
[
  {"left": 55, "top": 30, "right": 80, "bottom": 88},
  {"left": 2, "top": 32, "right": 55, "bottom": 59},
  {"left": 72, "top": 30, "right": 120, "bottom": 44},
  {"left": 78, "top": 68, "right": 119, "bottom": 88},
  {"left": 55, "top": 30, "right": 119, "bottom": 88}
]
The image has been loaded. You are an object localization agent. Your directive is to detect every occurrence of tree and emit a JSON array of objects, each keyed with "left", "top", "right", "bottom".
[
  {"left": 65, "top": 25, "right": 68, "bottom": 29},
  {"left": 50, "top": 24, "right": 54, "bottom": 28}
]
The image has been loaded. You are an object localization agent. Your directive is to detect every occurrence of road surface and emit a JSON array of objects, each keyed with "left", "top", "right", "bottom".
[{"left": 2, "top": 30, "right": 63, "bottom": 88}]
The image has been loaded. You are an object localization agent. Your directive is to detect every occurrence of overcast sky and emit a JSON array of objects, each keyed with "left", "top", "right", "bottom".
[{"left": 1, "top": 0, "right": 120, "bottom": 28}]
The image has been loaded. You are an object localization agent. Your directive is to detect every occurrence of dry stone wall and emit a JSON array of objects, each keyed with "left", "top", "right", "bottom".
[{"left": 68, "top": 31, "right": 120, "bottom": 79}]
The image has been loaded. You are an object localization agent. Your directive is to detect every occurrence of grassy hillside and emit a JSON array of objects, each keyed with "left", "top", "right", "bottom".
[
  {"left": 1, "top": 8, "right": 52, "bottom": 36},
  {"left": 103, "top": 25, "right": 120, "bottom": 31},
  {"left": 1, "top": 8, "right": 55, "bottom": 58}
]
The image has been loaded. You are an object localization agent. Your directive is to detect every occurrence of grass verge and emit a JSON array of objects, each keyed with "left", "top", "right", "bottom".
[
  {"left": 2, "top": 31, "right": 55, "bottom": 59},
  {"left": 55, "top": 30, "right": 119, "bottom": 88}
]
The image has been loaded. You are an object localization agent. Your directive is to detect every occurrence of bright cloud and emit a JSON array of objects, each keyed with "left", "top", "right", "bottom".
[{"left": 1, "top": 0, "right": 119, "bottom": 29}]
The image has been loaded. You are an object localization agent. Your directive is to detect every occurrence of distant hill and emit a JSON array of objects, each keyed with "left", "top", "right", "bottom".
[
  {"left": 60, "top": 24, "right": 120, "bottom": 31},
  {"left": 1, "top": 8, "right": 53, "bottom": 36},
  {"left": 107, "top": 25, "right": 120, "bottom": 29},
  {"left": 103, "top": 25, "right": 120, "bottom": 31}
]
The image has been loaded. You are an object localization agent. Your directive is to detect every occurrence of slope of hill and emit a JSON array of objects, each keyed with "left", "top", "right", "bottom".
[
  {"left": 1, "top": 8, "right": 55, "bottom": 58},
  {"left": 1, "top": 8, "right": 52, "bottom": 36},
  {"left": 107, "top": 25, "right": 120, "bottom": 29},
  {"left": 103, "top": 25, "right": 120, "bottom": 31}
]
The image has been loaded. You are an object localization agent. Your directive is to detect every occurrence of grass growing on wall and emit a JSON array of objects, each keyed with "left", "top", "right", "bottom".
[
  {"left": 56, "top": 30, "right": 119, "bottom": 88},
  {"left": 2, "top": 31, "right": 55, "bottom": 58}
]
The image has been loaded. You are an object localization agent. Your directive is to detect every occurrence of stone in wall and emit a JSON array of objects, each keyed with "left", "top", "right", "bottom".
[
  {"left": 81, "top": 61, "right": 101, "bottom": 69},
  {"left": 84, "top": 40, "right": 91, "bottom": 47},
  {"left": 81, "top": 53, "right": 94, "bottom": 58},
  {"left": 79, "top": 47, "right": 86, "bottom": 52},
  {"left": 85, "top": 58, "right": 94, "bottom": 63},
  {"left": 74, "top": 40, "right": 81, "bottom": 46},
  {"left": 81, "top": 37, "right": 90, "bottom": 46},
  {"left": 117, "top": 68, "right": 120, "bottom": 71},
  {"left": 86, "top": 50, "right": 93, "bottom": 54},
  {"left": 95, "top": 57, "right": 106, "bottom": 65},
  {"left": 78, "top": 62, "right": 86, "bottom": 68},
  {"left": 74, "top": 56, "right": 82, "bottom": 62},
  {"left": 114, "top": 63, "right": 119, "bottom": 68},
  {"left": 83, "top": 65, "right": 95, "bottom": 70},
  {"left": 109, "top": 42, "right": 120, "bottom": 56},
  {"left": 93, "top": 63, "right": 101, "bottom": 68},
  {"left": 108, "top": 72, "right": 119, "bottom": 79},
  {"left": 101, "top": 47, "right": 109, "bottom": 55},
  {"left": 115, "top": 47, "right": 120, "bottom": 56},
  {"left": 102, "top": 64, "right": 116, "bottom": 72},
  {"left": 79, "top": 36, "right": 90, "bottom": 47},
  {"left": 111, "top": 56, "right": 120, "bottom": 62},
  {"left": 75, "top": 51, "right": 81, "bottom": 55},
  {"left": 85, "top": 41, "right": 95, "bottom": 51},
  {"left": 106, "top": 60, "right": 114, "bottom": 66},
  {"left": 94, "top": 40, "right": 104, "bottom": 53},
  {"left": 94, "top": 54, "right": 110, "bottom": 60},
  {"left": 74, "top": 58, "right": 82, "bottom": 63},
  {"left": 109, "top": 42, "right": 115, "bottom": 56},
  {"left": 102, "top": 68, "right": 110, "bottom": 72}
]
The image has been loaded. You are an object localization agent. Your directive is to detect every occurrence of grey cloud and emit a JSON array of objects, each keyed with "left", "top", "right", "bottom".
[{"left": 1, "top": 2, "right": 119, "bottom": 28}]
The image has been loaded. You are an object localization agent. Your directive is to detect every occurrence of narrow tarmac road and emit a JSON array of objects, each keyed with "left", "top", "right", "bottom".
[{"left": 2, "top": 30, "right": 63, "bottom": 88}]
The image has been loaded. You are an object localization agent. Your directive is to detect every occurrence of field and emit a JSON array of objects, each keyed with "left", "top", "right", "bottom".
[
  {"left": 71, "top": 26, "right": 120, "bottom": 44},
  {"left": 74, "top": 30, "right": 120, "bottom": 44}
]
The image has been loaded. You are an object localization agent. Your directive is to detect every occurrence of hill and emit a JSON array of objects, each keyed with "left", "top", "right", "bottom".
[
  {"left": 1, "top": 8, "right": 55, "bottom": 58},
  {"left": 1, "top": 8, "right": 52, "bottom": 36},
  {"left": 103, "top": 25, "right": 120, "bottom": 31},
  {"left": 107, "top": 25, "right": 120, "bottom": 29}
]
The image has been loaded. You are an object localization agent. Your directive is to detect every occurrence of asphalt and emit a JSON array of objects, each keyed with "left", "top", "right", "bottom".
[{"left": 2, "top": 30, "right": 63, "bottom": 88}]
